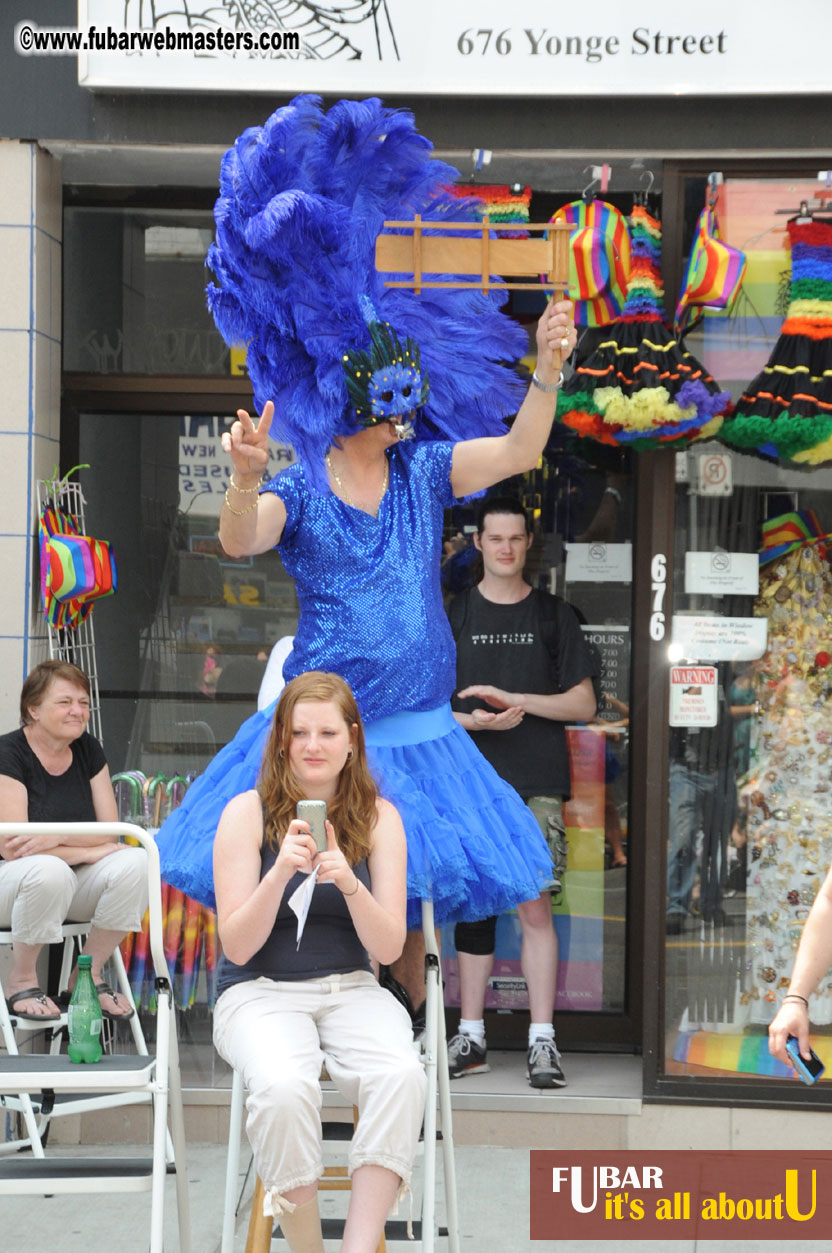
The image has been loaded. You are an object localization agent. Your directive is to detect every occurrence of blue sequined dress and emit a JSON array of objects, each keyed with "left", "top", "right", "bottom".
[{"left": 156, "top": 441, "right": 552, "bottom": 927}]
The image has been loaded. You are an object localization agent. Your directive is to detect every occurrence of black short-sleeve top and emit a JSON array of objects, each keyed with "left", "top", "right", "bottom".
[{"left": 0, "top": 728, "right": 107, "bottom": 856}]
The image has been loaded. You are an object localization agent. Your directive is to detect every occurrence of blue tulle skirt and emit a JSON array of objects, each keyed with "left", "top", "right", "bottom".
[{"left": 155, "top": 703, "right": 552, "bottom": 929}]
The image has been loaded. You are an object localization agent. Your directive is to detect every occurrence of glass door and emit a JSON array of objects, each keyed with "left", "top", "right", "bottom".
[{"left": 663, "top": 174, "right": 832, "bottom": 1092}]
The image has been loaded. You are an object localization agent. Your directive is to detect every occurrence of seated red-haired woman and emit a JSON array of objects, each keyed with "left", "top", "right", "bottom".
[{"left": 212, "top": 671, "right": 425, "bottom": 1253}]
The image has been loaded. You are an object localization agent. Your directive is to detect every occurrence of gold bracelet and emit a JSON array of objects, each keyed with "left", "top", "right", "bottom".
[
  {"left": 229, "top": 475, "right": 261, "bottom": 494},
  {"left": 223, "top": 489, "right": 259, "bottom": 516},
  {"left": 341, "top": 876, "right": 360, "bottom": 898}
]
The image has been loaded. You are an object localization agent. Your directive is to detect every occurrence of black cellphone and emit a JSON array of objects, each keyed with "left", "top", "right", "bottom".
[
  {"left": 296, "top": 799, "right": 327, "bottom": 853},
  {"left": 785, "top": 1035, "right": 826, "bottom": 1085}
]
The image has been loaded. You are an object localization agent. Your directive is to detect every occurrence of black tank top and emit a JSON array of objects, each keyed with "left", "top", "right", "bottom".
[{"left": 216, "top": 838, "right": 372, "bottom": 998}]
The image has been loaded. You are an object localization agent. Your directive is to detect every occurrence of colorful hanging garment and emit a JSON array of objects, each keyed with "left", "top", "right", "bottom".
[
  {"left": 555, "top": 206, "right": 731, "bottom": 448},
  {"left": 674, "top": 203, "right": 747, "bottom": 336},
  {"left": 446, "top": 182, "right": 532, "bottom": 237},
  {"left": 720, "top": 218, "right": 832, "bottom": 464}
]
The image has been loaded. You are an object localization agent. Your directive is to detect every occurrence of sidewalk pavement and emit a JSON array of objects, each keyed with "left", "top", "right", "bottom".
[{"left": 3, "top": 1141, "right": 831, "bottom": 1252}]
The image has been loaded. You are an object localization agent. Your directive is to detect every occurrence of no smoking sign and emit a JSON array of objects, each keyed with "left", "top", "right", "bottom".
[{"left": 697, "top": 452, "right": 732, "bottom": 496}]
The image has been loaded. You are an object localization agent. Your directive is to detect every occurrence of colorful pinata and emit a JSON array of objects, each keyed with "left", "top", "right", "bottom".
[
  {"left": 556, "top": 206, "right": 731, "bottom": 448},
  {"left": 720, "top": 218, "right": 832, "bottom": 464}
]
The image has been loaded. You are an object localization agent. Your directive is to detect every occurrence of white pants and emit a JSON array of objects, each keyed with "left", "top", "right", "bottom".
[
  {"left": 213, "top": 972, "right": 426, "bottom": 1208},
  {"left": 0, "top": 848, "right": 149, "bottom": 945}
]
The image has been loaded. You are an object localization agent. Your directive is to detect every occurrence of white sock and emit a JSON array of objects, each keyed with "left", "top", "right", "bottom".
[
  {"left": 458, "top": 1017, "right": 486, "bottom": 1046},
  {"left": 529, "top": 1022, "right": 555, "bottom": 1047}
]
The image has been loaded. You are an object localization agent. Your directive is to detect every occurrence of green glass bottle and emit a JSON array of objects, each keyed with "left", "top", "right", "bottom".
[{"left": 67, "top": 954, "right": 103, "bottom": 1064}]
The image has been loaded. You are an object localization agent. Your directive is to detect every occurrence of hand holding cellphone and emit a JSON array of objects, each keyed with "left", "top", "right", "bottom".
[
  {"left": 785, "top": 1035, "right": 825, "bottom": 1085},
  {"left": 297, "top": 799, "right": 327, "bottom": 853}
]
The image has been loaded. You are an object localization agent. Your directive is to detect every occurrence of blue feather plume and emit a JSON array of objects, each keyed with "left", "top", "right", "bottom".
[{"left": 207, "top": 95, "right": 528, "bottom": 490}]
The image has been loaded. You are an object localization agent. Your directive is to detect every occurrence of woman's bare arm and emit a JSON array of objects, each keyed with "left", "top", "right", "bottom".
[
  {"left": 450, "top": 299, "right": 575, "bottom": 498},
  {"left": 218, "top": 402, "right": 288, "bottom": 557},
  {"left": 0, "top": 769, "right": 119, "bottom": 862}
]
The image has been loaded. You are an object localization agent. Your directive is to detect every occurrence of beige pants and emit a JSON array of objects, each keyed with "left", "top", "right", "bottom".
[
  {"left": 213, "top": 971, "right": 426, "bottom": 1211},
  {"left": 0, "top": 848, "right": 148, "bottom": 945}
]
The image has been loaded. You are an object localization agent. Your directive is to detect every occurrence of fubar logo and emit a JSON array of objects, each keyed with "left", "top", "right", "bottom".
[
  {"left": 531, "top": 1152, "right": 829, "bottom": 1241},
  {"left": 553, "top": 1164, "right": 663, "bottom": 1214}
]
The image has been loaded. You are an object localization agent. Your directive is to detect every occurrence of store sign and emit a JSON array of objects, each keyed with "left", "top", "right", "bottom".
[
  {"left": 565, "top": 542, "right": 632, "bottom": 584},
  {"left": 671, "top": 614, "right": 767, "bottom": 662},
  {"left": 669, "top": 666, "right": 718, "bottom": 727},
  {"left": 582, "top": 625, "right": 629, "bottom": 714},
  {"left": 75, "top": 1, "right": 832, "bottom": 96},
  {"left": 684, "top": 552, "right": 759, "bottom": 597}
]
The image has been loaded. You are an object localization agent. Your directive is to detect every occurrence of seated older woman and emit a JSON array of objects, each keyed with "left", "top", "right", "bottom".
[{"left": 0, "top": 660, "right": 148, "bottom": 1021}]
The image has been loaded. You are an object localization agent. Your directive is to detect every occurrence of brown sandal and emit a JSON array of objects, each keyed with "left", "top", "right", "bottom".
[
  {"left": 6, "top": 987, "right": 61, "bottom": 1021},
  {"left": 93, "top": 981, "right": 135, "bottom": 1021}
]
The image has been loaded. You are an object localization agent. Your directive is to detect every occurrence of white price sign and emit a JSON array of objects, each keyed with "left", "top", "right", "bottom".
[{"left": 671, "top": 615, "right": 767, "bottom": 662}]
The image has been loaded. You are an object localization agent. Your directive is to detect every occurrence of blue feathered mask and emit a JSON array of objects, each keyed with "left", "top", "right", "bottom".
[{"left": 206, "top": 95, "right": 528, "bottom": 490}]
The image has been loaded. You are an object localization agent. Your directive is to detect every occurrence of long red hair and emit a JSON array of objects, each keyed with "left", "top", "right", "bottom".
[{"left": 259, "top": 671, "right": 378, "bottom": 865}]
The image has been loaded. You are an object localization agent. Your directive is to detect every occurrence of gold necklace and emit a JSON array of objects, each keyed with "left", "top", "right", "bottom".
[{"left": 325, "top": 452, "right": 389, "bottom": 514}]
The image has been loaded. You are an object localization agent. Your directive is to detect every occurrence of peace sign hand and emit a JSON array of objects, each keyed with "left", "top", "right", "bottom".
[{"left": 221, "top": 402, "right": 274, "bottom": 480}]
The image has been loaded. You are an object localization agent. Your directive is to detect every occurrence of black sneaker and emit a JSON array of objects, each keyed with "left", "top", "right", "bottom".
[
  {"left": 527, "top": 1036, "right": 566, "bottom": 1089},
  {"left": 447, "top": 1032, "right": 489, "bottom": 1078}
]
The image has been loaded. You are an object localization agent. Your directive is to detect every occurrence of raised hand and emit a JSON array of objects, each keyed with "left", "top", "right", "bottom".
[
  {"left": 221, "top": 402, "right": 274, "bottom": 480},
  {"left": 537, "top": 298, "right": 577, "bottom": 376}
]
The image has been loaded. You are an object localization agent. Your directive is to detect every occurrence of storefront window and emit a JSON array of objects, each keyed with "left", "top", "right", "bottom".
[
  {"left": 64, "top": 208, "right": 229, "bottom": 375},
  {"left": 78, "top": 411, "right": 298, "bottom": 1085},
  {"left": 665, "top": 176, "right": 832, "bottom": 1084}
]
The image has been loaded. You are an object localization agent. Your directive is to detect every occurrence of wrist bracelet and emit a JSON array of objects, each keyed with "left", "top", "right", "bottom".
[
  {"left": 229, "top": 475, "right": 261, "bottom": 494},
  {"left": 784, "top": 993, "right": 809, "bottom": 1007},
  {"left": 341, "top": 876, "right": 360, "bottom": 898},
  {"left": 531, "top": 371, "right": 563, "bottom": 394},
  {"left": 223, "top": 489, "right": 259, "bottom": 516}
]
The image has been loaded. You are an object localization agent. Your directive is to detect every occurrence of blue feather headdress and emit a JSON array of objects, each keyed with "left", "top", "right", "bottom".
[{"left": 206, "top": 95, "right": 528, "bottom": 490}]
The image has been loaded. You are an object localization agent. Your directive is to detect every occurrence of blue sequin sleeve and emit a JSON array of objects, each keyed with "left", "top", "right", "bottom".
[
  {"left": 399, "top": 440, "right": 458, "bottom": 508},
  {"left": 261, "top": 463, "right": 304, "bottom": 545}
]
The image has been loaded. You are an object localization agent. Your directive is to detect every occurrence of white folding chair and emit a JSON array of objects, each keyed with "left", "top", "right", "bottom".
[
  {"left": 0, "top": 823, "right": 190, "bottom": 1253},
  {"left": 0, "top": 921, "right": 149, "bottom": 1156}
]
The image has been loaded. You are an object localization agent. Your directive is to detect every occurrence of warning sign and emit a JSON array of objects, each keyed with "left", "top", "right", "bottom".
[
  {"left": 697, "top": 453, "right": 732, "bottom": 496},
  {"left": 669, "top": 666, "right": 718, "bottom": 727}
]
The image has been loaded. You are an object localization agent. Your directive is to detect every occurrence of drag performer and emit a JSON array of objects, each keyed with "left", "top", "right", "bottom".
[{"left": 156, "top": 95, "right": 577, "bottom": 935}]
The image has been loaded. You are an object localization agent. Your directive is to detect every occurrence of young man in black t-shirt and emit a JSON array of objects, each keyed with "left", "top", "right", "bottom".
[{"left": 447, "top": 497, "right": 596, "bottom": 1088}]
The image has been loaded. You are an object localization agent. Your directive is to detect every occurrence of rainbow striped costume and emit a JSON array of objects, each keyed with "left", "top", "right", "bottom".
[
  {"left": 555, "top": 206, "right": 730, "bottom": 449},
  {"left": 721, "top": 218, "right": 832, "bottom": 465}
]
